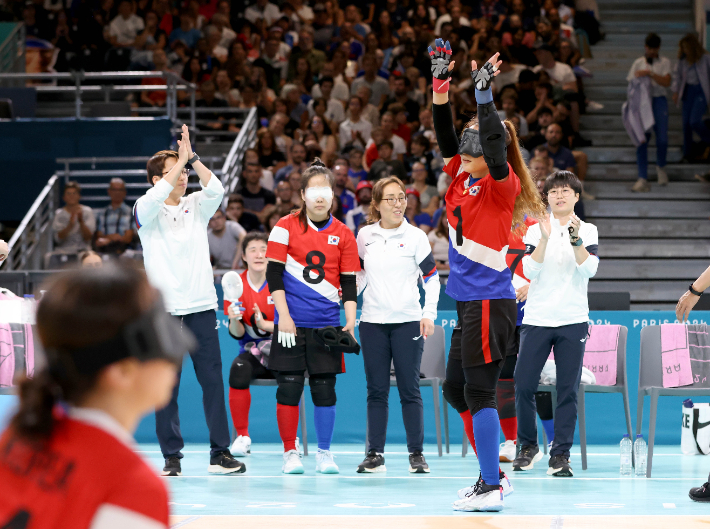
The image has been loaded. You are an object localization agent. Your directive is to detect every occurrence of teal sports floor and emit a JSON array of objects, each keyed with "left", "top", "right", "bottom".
[{"left": 137, "top": 442, "right": 710, "bottom": 528}]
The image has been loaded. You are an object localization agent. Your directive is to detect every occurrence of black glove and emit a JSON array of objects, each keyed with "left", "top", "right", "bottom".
[
  {"left": 428, "top": 38, "right": 453, "bottom": 93},
  {"left": 471, "top": 61, "right": 497, "bottom": 91}
]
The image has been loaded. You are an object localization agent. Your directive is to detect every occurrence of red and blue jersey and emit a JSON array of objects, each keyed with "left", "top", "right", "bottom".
[
  {"left": 444, "top": 155, "right": 521, "bottom": 302},
  {"left": 507, "top": 217, "right": 537, "bottom": 326},
  {"left": 266, "top": 213, "right": 360, "bottom": 328},
  {"left": 225, "top": 270, "right": 274, "bottom": 352}
]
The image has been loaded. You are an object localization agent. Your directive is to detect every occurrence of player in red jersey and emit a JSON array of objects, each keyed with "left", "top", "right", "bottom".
[
  {"left": 225, "top": 231, "right": 279, "bottom": 458},
  {"left": 429, "top": 39, "right": 545, "bottom": 512},
  {"left": 266, "top": 159, "right": 360, "bottom": 475},
  {"left": 0, "top": 263, "right": 194, "bottom": 529}
]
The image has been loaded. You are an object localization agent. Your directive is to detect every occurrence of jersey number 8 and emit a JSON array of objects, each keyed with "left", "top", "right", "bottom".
[{"left": 303, "top": 251, "right": 326, "bottom": 284}]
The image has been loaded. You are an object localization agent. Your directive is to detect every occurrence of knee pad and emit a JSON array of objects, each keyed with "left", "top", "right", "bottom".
[
  {"left": 496, "top": 379, "right": 516, "bottom": 420},
  {"left": 442, "top": 380, "right": 468, "bottom": 414},
  {"left": 309, "top": 375, "right": 337, "bottom": 407},
  {"left": 535, "top": 391, "right": 554, "bottom": 421},
  {"left": 229, "top": 356, "right": 253, "bottom": 389},
  {"left": 276, "top": 374, "right": 305, "bottom": 406},
  {"left": 464, "top": 383, "right": 497, "bottom": 417}
]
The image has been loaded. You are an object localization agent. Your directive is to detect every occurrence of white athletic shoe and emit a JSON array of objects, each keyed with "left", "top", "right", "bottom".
[
  {"left": 499, "top": 440, "right": 516, "bottom": 463},
  {"left": 230, "top": 435, "right": 251, "bottom": 457},
  {"left": 457, "top": 471, "right": 513, "bottom": 499},
  {"left": 282, "top": 450, "right": 305, "bottom": 474},
  {"left": 453, "top": 483, "right": 504, "bottom": 512},
  {"left": 315, "top": 448, "right": 340, "bottom": 474}
]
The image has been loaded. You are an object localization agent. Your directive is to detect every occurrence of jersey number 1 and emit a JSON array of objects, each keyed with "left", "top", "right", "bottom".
[
  {"left": 453, "top": 206, "right": 463, "bottom": 246},
  {"left": 303, "top": 251, "right": 326, "bottom": 284},
  {"left": 1, "top": 511, "right": 30, "bottom": 529}
]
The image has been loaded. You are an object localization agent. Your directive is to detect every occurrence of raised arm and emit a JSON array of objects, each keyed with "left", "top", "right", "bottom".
[{"left": 429, "top": 39, "right": 460, "bottom": 166}]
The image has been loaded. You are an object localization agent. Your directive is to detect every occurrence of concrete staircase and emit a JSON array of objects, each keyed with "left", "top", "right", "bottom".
[{"left": 582, "top": 0, "right": 710, "bottom": 309}]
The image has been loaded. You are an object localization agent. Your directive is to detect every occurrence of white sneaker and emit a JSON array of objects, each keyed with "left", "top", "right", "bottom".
[
  {"left": 457, "top": 472, "right": 513, "bottom": 499},
  {"left": 657, "top": 166, "right": 669, "bottom": 186},
  {"left": 282, "top": 450, "right": 304, "bottom": 474},
  {"left": 230, "top": 435, "right": 251, "bottom": 457},
  {"left": 453, "top": 483, "right": 504, "bottom": 512},
  {"left": 499, "top": 440, "right": 516, "bottom": 463},
  {"left": 315, "top": 448, "right": 339, "bottom": 474}
]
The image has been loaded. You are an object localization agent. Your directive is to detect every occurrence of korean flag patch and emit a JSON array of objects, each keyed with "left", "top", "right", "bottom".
[
  {"left": 267, "top": 296, "right": 274, "bottom": 305},
  {"left": 398, "top": 242, "right": 407, "bottom": 249},
  {"left": 328, "top": 235, "right": 340, "bottom": 245}
]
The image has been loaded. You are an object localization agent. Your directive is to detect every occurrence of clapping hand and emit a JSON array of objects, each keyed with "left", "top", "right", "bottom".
[
  {"left": 567, "top": 214, "right": 581, "bottom": 240},
  {"left": 539, "top": 215, "right": 551, "bottom": 241},
  {"left": 177, "top": 124, "right": 192, "bottom": 165}
]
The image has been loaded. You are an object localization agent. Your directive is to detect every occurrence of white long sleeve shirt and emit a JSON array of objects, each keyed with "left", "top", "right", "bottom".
[
  {"left": 357, "top": 219, "right": 440, "bottom": 324},
  {"left": 522, "top": 217, "right": 599, "bottom": 327},
  {"left": 134, "top": 175, "right": 224, "bottom": 315}
]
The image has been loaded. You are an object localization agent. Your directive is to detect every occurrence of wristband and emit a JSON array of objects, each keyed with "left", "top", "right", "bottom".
[
  {"left": 690, "top": 283, "right": 704, "bottom": 297},
  {"left": 433, "top": 77, "right": 450, "bottom": 94},
  {"left": 570, "top": 236, "right": 583, "bottom": 247},
  {"left": 187, "top": 152, "right": 200, "bottom": 165}
]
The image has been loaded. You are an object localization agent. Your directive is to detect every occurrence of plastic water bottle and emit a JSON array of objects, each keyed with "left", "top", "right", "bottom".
[
  {"left": 21, "top": 294, "right": 36, "bottom": 325},
  {"left": 620, "top": 434, "right": 633, "bottom": 475},
  {"left": 634, "top": 435, "right": 647, "bottom": 476}
]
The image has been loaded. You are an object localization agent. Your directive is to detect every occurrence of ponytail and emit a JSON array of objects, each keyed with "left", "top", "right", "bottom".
[
  {"left": 12, "top": 372, "right": 59, "bottom": 441},
  {"left": 297, "top": 157, "right": 335, "bottom": 233}
]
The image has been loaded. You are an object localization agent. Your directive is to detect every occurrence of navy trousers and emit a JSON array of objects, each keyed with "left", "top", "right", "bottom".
[
  {"left": 360, "top": 321, "right": 424, "bottom": 453},
  {"left": 514, "top": 322, "right": 588, "bottom": 458},
  {"left": 155, "top": 309, "right": 231, "bottom": 458}
]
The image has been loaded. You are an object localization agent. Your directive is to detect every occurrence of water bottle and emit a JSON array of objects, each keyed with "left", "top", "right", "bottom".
[
  {"left": 620, "top": 434, "right": 633, "bottom": 475},
  {"left": 634, "top": 435, "right": 647, "bottom": 476},
  {"left": 684, "top": 398, "right": 694, "bottom": 409},
  {"left": 21, "top": 294, "right": 36, "bottom": 325}
]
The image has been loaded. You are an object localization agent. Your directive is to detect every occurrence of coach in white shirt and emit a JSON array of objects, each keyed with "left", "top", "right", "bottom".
[
  {"left": 513, "top": 170, "right": 599, "bottom": 478},
  {"left": 355, "top": 176, "right": 440, "bottom": 474},
  {"left": 134, "top": 125, "right": 244, "bottom": 477}
]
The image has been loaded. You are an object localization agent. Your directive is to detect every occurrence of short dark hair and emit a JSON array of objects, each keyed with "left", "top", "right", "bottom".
[
  {"left": 543, "top": 170, "right": 582, "bottom": 196},
  {"left": 538, "top": 107, "right": 553, "bottom": 116},
  {"left": 378, "top": 140, "right": 394, "bottom": 150},
  {"left": 645, "top": 33, "right": 661, "bottom": 49},
  {"left": 146, "top": 150, "right": 179, "bottom": 184},
  {"left": 320, "top": 76, "right": 334, "bottom": 86},
  {"left": 227, "top": 193, "right": 244, "bottom": 206},
  {"left": 241, "top": 231, "right": 269, "bottom": 257}
]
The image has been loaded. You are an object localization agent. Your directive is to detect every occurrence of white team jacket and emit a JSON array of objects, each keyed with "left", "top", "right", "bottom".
[
  {"left": 357, "top": 219, "right": 440, "bottom": 324},
  {"left": 134, "top": 175, "right": 224, "bottom": 315},
  {"left": 522, "top": 217, "right": 599, "bottom": 327}
]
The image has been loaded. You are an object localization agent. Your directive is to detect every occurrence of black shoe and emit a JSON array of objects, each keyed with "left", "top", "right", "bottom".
[
  {"left": 690, "top": 481, "right": 710, "bottom": 502},
  {"left": 547, "top": 454, "right": 574, "bottom": 477},
  {"left": 357, "top": 449, "right": 386, "bottom": 473},
  {"left": 208, "top": 450, "right": 246, "bottom": 474},
  {"left": 162, "top": 456, "right": 181, "bottom": 477},
  {"left": 409, "top": 450, "right": 430, "bottom": 473},
  {"left": 512, "top": 445, "right": 542, "bottom": 471}
]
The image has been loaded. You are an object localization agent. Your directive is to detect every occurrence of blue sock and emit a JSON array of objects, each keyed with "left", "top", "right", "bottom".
[
  {"left": 472, "top": 407, "right": 500, "bottom": 486},
  {"left": 542, "top": 419, "right": 555, "bottom": 445},
  {"left": 313, "top": 405, "right": 336, "bottom": 450}
]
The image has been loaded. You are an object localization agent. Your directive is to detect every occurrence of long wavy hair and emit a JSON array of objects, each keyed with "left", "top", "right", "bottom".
[{"left": 464, "top": 116, "right": 547, "bottom": 233}]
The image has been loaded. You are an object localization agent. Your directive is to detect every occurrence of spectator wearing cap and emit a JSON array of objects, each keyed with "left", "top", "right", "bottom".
[
  {"left": 407, "top": 162, "right": 439, "bottom": 216},
  {"left": 351, "top": 53, "right": 390, "bottom": 108},
  {"left": 348, "top": 147, "right": 369, "bottom": 185},
  {"left": 340, "top": 95, "right": 373, "bottom": 150},
  {"left": 346, "top": 181, "right": 373, "bottom": 235},
  {"left": 404, "top": 189, "right": 431, "bottom": 234},
  {"left": 107, "top": 0, "right": 145, "bottom": 48},
  {"left": 333, "top": 162, "right": 357, "bottom": 215},
  {"left": 169, "top": 10, "right": 202, "bottom": 49},
  {"left": 245, "top": 0, "right": 282, "bottom": 27},
  {"left": 95, "top": 178, "right": 135, "bottom": 255}
]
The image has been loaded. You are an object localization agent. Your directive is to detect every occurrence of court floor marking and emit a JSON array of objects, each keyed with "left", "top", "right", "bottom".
[
  {"left": 137, "top": 450, "right": 685, "bottom": 457},
  {"left": 164, "top": 475, "right": 701, "bottom": 480}
]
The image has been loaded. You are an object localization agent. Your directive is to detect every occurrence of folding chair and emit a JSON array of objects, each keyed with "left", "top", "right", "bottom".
[
  {"left": 246, "top": 378, "right": 310, "bottom": 456},
  {"left": 366, "top": 325, "right": 448, "bottom": 456},
  {"left": 637, "top": 326, "right": 710, "bottom": 477}
]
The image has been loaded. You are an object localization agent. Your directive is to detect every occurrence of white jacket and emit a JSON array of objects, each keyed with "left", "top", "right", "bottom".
[
  {"left": 357, "top": 219, "right": 440, "bottom": 324},
  {"left": 134, "top": 175, "right": 224, "bottom": 315},
  {"left": 522, "top": 217, "right": 599, "bottom": 327}
]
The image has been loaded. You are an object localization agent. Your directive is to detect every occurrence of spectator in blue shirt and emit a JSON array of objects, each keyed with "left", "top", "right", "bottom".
[
  {"left": 404, "top": 188, "right": 432, "bottom": 234},
  {"left": 95, "top": 178, "right": 135, "bottom": 255},
  {"left": 347, "top": 147, "right": 368, "bottom": 185},
  {"left": 333, "top": 162, "right": 357, "bottom": 215},
  {"left": 544, "top": 123, "right": 576, "bottom": 172},
  {"left": 169, "top": 11, "right": 202, "bottom": 49}
]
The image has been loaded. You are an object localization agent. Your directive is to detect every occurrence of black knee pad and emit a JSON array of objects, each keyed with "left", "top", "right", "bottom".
[
  {"left": 276, "top": 374, "right": 305, "bottom": 406},
  {"left": 229, "top": 356, "right": 253, "bottom": 389},
  {"left": 443, "top": 380, "right": 468, "bottom": 414},
  {"left": 535, "top": 391, "right": 554, "bottom": 421},
  {"left": 464, "top": 383, "right": 497, "bottom": 417},
  {"left": 496, "top": 379, "right": 516, "bottom": 420},
  {"left": 309, "top": 375, "right": 337, "bottom": 407}
]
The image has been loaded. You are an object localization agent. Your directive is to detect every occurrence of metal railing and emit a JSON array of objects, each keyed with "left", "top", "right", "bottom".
[
  {"left": 2, "top": 176, "right": 60, "bottom": 271},
  {"left": 0, "top": 23, "right": 25, "bottom": 75},
  {"left": 220, "top": 107, "right": 258, "bottom": 197}
]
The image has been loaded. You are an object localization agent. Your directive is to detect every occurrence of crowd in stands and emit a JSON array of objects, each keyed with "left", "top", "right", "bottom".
[{"left": 28, "top": 0, "right": 609, "bottom": 269}]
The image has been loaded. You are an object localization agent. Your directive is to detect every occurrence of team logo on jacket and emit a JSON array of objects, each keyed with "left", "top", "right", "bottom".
[
  {"left": 469, "top": 186, "right": 481, "bottom": 196},
  {"left": 398, "top": 242, "right": 406, "bottom": 249},
  {"left": 328, "top": 235, "right": 340, "bottom": 245},
  {"left": 184, "top": 210, "right": 189, "bottom": 214}
]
